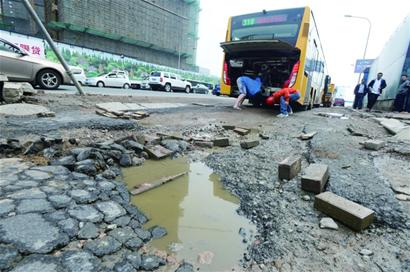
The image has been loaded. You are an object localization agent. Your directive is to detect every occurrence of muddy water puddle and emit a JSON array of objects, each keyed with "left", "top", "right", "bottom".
[{"left": 122, "top": 158, "right": 256, "bottom": 271}]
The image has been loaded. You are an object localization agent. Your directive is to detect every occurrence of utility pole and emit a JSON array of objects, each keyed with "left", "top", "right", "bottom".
[
  {"left": 345, "top": 15, "right": 372, "bottom": 84},
  {"left": 22, "top": 0, "right": 85, "bottom": 95}
]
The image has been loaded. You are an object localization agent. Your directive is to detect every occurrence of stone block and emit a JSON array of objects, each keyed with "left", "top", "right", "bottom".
[
  {"left": 278, "top": 156, "right": 301, "bottom": 180},
  {"left": 301, "top": 164, "right": 329, "bottom": 194},
  {"left": 212, "top": 138, "right": 230, "bottom": 147},
  {"left": 314, "top": 192, "right": 375, "bottom": 232},
  {"left": 363, "top": 140, "right": 385, "bottom": 151},
  {"left": 240, "top": 140, "right": 259, "bottom": 149},
  {"left": 222, "top": 125, "right": 235, "bottom": 130},
  {"left": 20, "top": 82, "right": 37, "bottom": 95},
  {"left": 234, "top": 127, "right": 250, "bottom": 135},
  {"left": 2, "top": 82, "right": 23, "bottom": 103},
  {"left": 144, "top": 145, "right": 173, "bottom": 159},
  {"left": 194, "top": 141, "right": 214, "bottom": 148}
]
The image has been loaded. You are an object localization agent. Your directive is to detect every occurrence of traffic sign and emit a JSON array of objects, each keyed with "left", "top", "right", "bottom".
[{"left": 354, "top": 59, "right": 374, "bottom": 73}]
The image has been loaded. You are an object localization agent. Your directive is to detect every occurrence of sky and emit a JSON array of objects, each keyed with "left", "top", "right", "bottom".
[{"left": 195, "top": 0, "right": 410, "bottom": 100}]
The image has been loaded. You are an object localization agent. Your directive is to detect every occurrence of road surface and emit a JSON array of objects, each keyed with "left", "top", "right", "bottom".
[{"left": 46, "top": 85, "right": 231, "bottom": 100}]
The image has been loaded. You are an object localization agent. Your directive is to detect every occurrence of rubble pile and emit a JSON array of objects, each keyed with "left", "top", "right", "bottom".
[{"left": 0, "top": 157, "right": 187, "bottom": 271}]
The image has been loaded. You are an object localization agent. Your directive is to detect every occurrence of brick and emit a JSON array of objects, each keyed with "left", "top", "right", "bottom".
[
  {"left": 278, "top": 156, "right": 301, "bottom": 180},
  {"left": 240, "top": 140, "right": 259, "bottom": 149},
  {"left": 234, "top": 128, "right": 250, "bottom": 136},
  {"left": 143, "top": 145, "right": 172, "bottom": 160},
  {"left": 363, "top": 140, "right": 384, "bottom": 151},
  {"left": 301, "top": 164, "right": 329, "bottom": 194},
  {"left": 314, "top": 192, "right": 375, "bottom": 232},
  {"left": 194, "top": 141, "right": 214, "bottom": 148},
  {"left": 222, "top": 125, "right": 235, "bottom": 130},
  {"left": 212, "top": 138, "right": 230, "bottom": 147}
]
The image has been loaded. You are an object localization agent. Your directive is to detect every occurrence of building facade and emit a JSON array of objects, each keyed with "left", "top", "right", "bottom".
[
  {"left": 367, "top": 14, "right": 410, "bottom": 110},
  {"left": 0, "top": 0, "right": 200, "bottom": 71}
]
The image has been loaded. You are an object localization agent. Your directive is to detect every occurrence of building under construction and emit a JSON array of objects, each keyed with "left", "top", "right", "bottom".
[{"left": 0, "top": 0, "right": 200, "bottom": 71}]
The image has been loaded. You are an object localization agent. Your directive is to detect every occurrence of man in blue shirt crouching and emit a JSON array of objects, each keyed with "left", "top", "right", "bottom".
[{"left": 233, "top": 71, "right": 262, "bottom": 110}]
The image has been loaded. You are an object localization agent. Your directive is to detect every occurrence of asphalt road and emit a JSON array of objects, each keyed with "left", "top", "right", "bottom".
[{"left": 45, "top": 85, "right": 231, "bottom": 100}]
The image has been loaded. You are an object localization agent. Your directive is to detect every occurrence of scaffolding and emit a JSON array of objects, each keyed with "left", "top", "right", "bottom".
[{"left": 0, "top": 0, "right": 201, "bottom": 71}]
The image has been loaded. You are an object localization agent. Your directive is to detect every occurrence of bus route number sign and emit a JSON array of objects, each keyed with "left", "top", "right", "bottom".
[{"left": 242, "top": 15, "right": 288, "bottom": 27}]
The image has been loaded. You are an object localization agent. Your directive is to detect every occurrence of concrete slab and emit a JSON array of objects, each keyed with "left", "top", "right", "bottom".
[
  {"left": 144, "top": 145, "right": 173, "bottom": 160},
  {"left": 301, "top": 164, "right": 329, "bottom": 194},
  {"left": 374, "top": 118, "right": 407, "bottom": 135},
  {"left": 96, "top": 102, "right": 131, "bottom": 112},
  {"left": 391, "top": 113, "right": 410, "bottom": 121},
  {"left": 363, "top": 140, "right": 385, "bottom": 151},
  {"left": 392, "top": 127, "right": 410, "bottom": 141},
  {"left": 278, "top": 156, "right": 302, "bottom": 180},
  {"left": 314, "top": 192, "right": 375, "bottom": 232},
  {"left": 0, "top": 104, "right": 51, "bottom": 116}
]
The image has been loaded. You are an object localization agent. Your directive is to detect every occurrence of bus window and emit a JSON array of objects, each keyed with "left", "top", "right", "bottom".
[{"left": 230, "top": 8, "right": 304, "bottom": 46}]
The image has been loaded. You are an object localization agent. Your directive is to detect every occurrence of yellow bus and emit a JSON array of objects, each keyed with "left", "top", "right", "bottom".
[
  {"left": 220, "top": 7, "right": 328, "bottom": 109},
  {"left": 323, "top": 83, "right": 337, "bottom": 107}
]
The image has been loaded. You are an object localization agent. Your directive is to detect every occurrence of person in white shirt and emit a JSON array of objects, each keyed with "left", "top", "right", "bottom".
[
  {"left": 353, "top": 79, "right": 368, "bottom": 109},
  {"left": 366, "top": 72, "right": 387, "bottom": 112}
]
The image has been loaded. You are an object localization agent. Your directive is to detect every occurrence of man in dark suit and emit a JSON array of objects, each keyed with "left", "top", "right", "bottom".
[
  {"left": 353, "top": 79, "right": 368, "bottom": 110},
  {"left": 393, "top": 74, "right": 410, "bottom": 112},
  {"left": 366, "top": 72, "right": 387, "bottom": 112}
]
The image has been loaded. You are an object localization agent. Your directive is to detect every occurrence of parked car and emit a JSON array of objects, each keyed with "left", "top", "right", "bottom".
[
  {"left": 148, "top": 71, "right": 192, "bottom": 93},
  {"left": 130, "top": 80, "right": 142, "bottom": 89},
  {"left": 73, "top": 68, "right": 86, "bottom": 85},
  {"left": 85, "top": 70, "right": 131, "bottom": 88},
  {"left": 0, "top": 38, "right": 76, "bottom": 89},
  {"left": 140, "top": 79, "right": 151, "bottom": 90},
  {"left": 193, "top": 84, "right": 210, "bottom": 94},
  {"left": 130, "top": 78, "right": 150, "bottom": 90},
  {"left": 333, "top": 98, "right": 345, "bottom": 107},
  {"left": 212, "top": 84, "right": 221, "bottom": 96}
]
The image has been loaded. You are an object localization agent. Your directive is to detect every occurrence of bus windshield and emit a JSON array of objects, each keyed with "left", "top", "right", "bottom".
[{"left": 231, "top": 8, "right": 304, "bottom": 45}]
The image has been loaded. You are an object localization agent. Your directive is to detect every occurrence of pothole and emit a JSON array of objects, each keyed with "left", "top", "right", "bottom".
[{"left": 122, "top": 157, "right": 256, "bottom": 270}]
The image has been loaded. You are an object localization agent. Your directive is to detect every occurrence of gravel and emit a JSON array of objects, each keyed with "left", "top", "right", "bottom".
[{"left": 205, "top": 108, "right": 410, "bottom": 271}]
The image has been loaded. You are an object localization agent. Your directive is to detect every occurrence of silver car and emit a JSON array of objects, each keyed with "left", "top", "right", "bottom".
[{"left": 0, "top": 38, "right": 78, "bottom": 89}]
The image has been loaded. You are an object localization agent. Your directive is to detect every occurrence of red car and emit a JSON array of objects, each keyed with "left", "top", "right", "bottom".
[{"left": 333, "top": 98, "right": 345, "bottom": 107}]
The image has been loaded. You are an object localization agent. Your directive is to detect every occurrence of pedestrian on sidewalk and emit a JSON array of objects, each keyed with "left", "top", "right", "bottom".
[
  {"left": 233, "top": 71, "right": 262, "bottom": 110},
  {"left": 405, "top": 83, "right": 410, "bottom": 113},
  {"left": 366, "top": 72, "right": 387, "bottom": 112},
  {"left": 393, "top": 74, "right": 410, "bottom": 112},
  {"left": 353, "top": 79, "right": 368, "bottom": 110},
  {"left": 267, "top": 81, "right": 301, "bottom": 117}
]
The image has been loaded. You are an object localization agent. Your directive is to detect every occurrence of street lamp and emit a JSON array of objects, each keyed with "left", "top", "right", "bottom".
[{"left": 344, "top": 14, "right": 372, "bottom": 83}]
